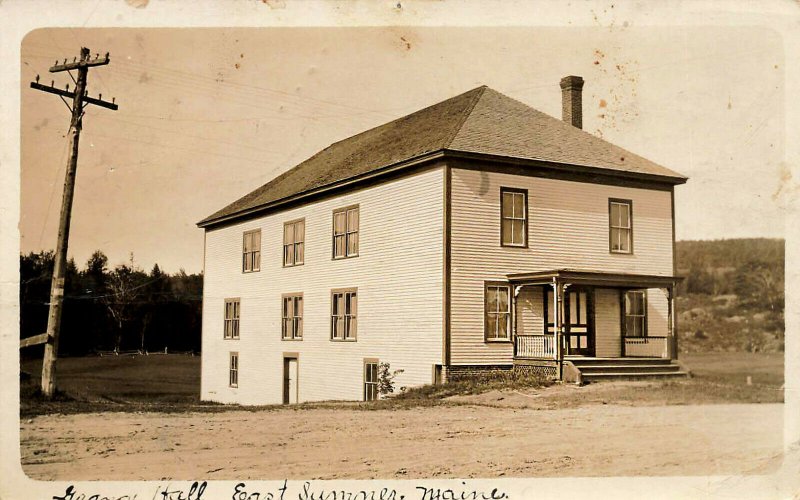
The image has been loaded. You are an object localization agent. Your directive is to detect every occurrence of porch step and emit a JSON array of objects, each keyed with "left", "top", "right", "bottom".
[
  {"left": 580, "top": 370, "right": 689, "bottom": 382},
  {"left": 568, "top": 357, "right": 672, "bottom": 366},
  {"left": 568, "top": 358, "right": 689, "bottom": 383}
]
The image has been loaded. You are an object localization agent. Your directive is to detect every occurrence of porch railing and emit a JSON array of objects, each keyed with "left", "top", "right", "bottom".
[
  {"left": 515, "top": 334, "right": 555, "bottom": 359},
  {"left": 623, "top": 336, "right": 669, "bottom": 358}
]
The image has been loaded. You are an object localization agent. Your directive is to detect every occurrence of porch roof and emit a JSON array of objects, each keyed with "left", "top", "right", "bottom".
[{"left": 507, "top": 268, "right": 682, "bottom": 288}]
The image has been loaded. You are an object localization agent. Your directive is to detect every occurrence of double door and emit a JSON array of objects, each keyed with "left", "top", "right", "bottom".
[{"left": 546, "top": 287, "right": 595, "bottom": 356}]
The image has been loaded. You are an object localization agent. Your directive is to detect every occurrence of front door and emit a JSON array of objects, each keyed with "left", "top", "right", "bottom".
[
  {"left": 564, "top": 287, "right": 594, "bottom": 356},
  {"left": 283, "top": 357, "right": 298, "bottom": 404}
]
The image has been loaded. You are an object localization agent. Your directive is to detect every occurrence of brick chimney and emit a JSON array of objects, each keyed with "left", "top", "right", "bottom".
[{"left": 560, "top": 75, "right": 585, "bottom": 129}]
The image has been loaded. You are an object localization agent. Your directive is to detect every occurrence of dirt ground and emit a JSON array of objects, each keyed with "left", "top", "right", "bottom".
[{"left": 20, "top": 401, "right": 783, "bottom": 481}]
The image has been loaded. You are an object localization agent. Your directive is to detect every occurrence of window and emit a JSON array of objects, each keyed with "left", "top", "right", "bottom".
[
  {"left": 501, "top": 188, "right": 527, "bottom": 247},
  {"left": 624, "top": 290, "right": 647, "bottom": 337},
  {"left": 485, "top": 283, "right": 511, "bottom": 341},
  {"left": 609, "top": 199, "right": 632, "bottom": 254},
  {"left": 282, "top": 294, "right": 303, "bottom": 340},
  {"left": 331, "top": 289, "right": 357, "bottom": 340},
  {"left": 243, "top": 230, "right": 261, "bottom": 272},
  {"left": 364, "top": 360, "right": 378, "bottom": 401},
  {"left": 333, "top": 206, "right": 359, "bottom": 259},
  {"left": 229, "top": 352, "right": 239, "bottom": 387},
  {"left": 283, "top": 219, "right": 305, "bottom": 267},
  {"left": 224, "top": 298, "right": 240, "bottom": 339}
]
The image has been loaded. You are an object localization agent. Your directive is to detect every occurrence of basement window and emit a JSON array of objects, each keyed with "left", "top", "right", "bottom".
[{"left": 229, "top": 352, "right": 239, "bottom": 388}]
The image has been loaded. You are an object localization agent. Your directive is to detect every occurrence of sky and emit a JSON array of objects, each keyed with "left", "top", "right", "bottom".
[{"left": 19, "top": 26, "right": 785, "bottom": 273}]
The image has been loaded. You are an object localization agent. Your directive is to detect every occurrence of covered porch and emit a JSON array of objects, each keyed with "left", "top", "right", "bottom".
[{"left": 508, "top": 269, "right": 681, "bottom": 377}]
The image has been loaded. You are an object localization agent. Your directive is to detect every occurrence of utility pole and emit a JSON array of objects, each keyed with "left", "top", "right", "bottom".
[{"left": 25, "top": 47, "right": 118, "bottom": 398}]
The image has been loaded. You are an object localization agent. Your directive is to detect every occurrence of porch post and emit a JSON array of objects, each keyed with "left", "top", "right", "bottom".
[
  {"left": 667, "top": 285, "right": 677, "bottom": 360},
  {"left": 553, "top": 278, "right": 563, "bottom": 367},
  {"left": 512, "top": 285, "right": 521, "bottom": 358}
]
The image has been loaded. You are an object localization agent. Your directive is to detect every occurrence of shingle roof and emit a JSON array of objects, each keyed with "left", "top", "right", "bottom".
[{"left": 199, "top": 86, "right": 686, "bottom": 227}]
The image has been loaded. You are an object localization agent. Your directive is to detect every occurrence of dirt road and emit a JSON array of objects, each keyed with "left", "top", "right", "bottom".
[{"left": 20, "top": 402, "right": 782, "bottom": 480}]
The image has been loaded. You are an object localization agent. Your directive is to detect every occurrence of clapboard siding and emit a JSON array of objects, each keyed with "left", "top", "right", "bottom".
[
  {"left": 516, "top": 286, "right": 544, "bottom": 336},
  {"left": 201, "top": 167, "right": 444, "bottom": 405},
  {"left": 647, "top": 288, "right": 670, "bottom": 337},
  {"left": 595, "top": 288, "right": 621, "bottom": 357},
  {"left": 450, "top": 167, "right": 673, "bottom": 365}
]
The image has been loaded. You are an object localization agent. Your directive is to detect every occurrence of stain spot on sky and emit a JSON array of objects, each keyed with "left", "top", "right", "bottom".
[
  {"left": 125, "top": 0, "right": 148, "bottom": 8},
  {"left": 599, "top": 99, "right": 607, "bottom": 108},
  {"left": 261, "top": 0, "right": 287, "bottom": 8},
  {"left": 139, "top": 72, "right": 151, "bottom": 84},
  {"left": 33, "top": 118, "right": 49, "bottom": 131},
  {"left": 400, "top": 37, "right": 411, "bottom": 50}
]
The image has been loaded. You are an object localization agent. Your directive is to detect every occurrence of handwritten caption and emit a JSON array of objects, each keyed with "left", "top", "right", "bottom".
[{"left": 51, "top": 479, "right": 509, "bottom": 500}]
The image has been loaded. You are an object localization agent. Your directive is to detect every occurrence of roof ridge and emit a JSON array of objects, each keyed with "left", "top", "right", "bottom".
[
  {"left": 321, "top": 85, "right": 488, "bottom": 152},
  {"left": 443, "top": 85, "right": 488, "bottom": 149}
]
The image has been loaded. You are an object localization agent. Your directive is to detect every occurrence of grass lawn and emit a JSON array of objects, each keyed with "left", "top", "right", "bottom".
[{"left": 19, "top": 351, "right": 784, "bottom": 417}]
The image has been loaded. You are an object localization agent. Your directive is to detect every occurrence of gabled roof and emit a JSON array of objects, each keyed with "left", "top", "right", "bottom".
[{"left": 199, "top": 86, "right": 686, "bottom": 227}]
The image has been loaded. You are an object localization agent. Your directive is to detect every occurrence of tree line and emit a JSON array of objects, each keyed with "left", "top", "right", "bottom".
[
  {"left": 676, "top": 238, "right": 784, "bottom": 311},
  {"left": 20, "top": 250, "right": 202, "bottom": 357}
]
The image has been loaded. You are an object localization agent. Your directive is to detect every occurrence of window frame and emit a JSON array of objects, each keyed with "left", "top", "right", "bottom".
[
  {"left": 282, "top": 218, "right": 305, "bottom": 267},
  {"left": 484, "top": 281, "right": 512, "bottom": 342},
  {"left": 281, "top": 293, "right": 304, "bottom": 341},
  {"left": 608, "top": 198, "right": 633, "bottom": 254},
  {"left": 500, "top": 187, "right": 528, "bottom": 248},
  {"left": 622, "top": 289, "right": 648, "bottom": 338},
  {"left": 229, "top": 352, "right": 239, "bottom": 388},
  {"left": 363, "top": 358, "right": 379, "bottom": 401},
  {"left": 330, "top": 288, "right": 358, "bottom": 341},
  {"left": 332, "top": 205, "right": 360, "bottom": 260},
  {"left": 223, "top": 298, "right": 240, "bottom": 340},
  {"left": 242, "top": 229, "right": 261, "bottom": 273}
]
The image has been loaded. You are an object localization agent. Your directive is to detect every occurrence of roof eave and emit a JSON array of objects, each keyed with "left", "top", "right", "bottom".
[
  {"left": 443, "top": 149, "right": 688, "bottom": 186},
  {"left": 197, "top": 150, "right": 447, "bottom": 229},
  {"left": 198, "top": 149, "right": 687, "bottom": 229}
]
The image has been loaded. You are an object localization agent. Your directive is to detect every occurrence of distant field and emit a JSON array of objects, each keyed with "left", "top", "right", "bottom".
[
  {"left": 21, "top": 354, "right": 201, "bottom": 404},
  {"left": 19, "top": 351, "right": 783, "bottom": 416},
  {"left": 680, "top": 351, "right": 784, "bottom": 386}
]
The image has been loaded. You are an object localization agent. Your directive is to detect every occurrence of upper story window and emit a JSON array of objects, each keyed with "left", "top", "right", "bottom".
[
  {"left": 500, "top": 188, "right": 527, "bottom": 247},
  {"left": 333, "top": 205, "right": 359, "bottom": 259},
  {"left": 609, "top": 199, "right": 633, "bottom": 254},
  {"left": 224, "top": 298, "right": 240, "bottom": 339},
  {"left": 283, "top": 219, "right": 305, "bottom": 267},
  {"left": 623, "top": 290, "right": 647, "bottom": 337},
  {"left": 485, "top": 282, "right": 511, "bottom": 342},
  {"left": 331, "top": 288, "right": 357, "bottom": 340},
  {"left": 243, "top": 229, "right": 261, "bottom": 272},
  {"left": 282, "top": 294, "right": 303, "bottom": 340}
]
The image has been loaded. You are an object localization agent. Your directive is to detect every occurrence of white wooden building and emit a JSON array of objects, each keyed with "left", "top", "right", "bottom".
[{"left": 197, "top": 76, "right": 687, "bottom": 405}]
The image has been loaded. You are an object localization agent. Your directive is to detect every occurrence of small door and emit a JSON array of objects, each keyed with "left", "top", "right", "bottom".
[
  {"left": 565, "top": 288, "right": 595, "bottom": 356},
  {"left": 283, "top": 357, "right": 298, "bottom": 404}
]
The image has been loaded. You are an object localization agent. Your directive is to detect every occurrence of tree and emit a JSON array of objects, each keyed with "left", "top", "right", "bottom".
[{"left": 101, "top": 254, "right": 145, "bottom": 353}]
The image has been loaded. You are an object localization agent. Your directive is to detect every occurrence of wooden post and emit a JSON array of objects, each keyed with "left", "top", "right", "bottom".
[
  {"left": 41, "top": 49, "right": 89, "bottom": 398},
  {"left": 667, "top": 285, "right": 677, "bottom": 360},
  {"left": 30, "top": 48, "right": 117, "bottom": 398},
  {"left": 552, "top": 278, "right": 560, "bottom": 362}
]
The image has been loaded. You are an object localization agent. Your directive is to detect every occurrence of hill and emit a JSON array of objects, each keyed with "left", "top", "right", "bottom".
[{"left": 675, "top": 238, "right": 784, "bottom": 353}]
